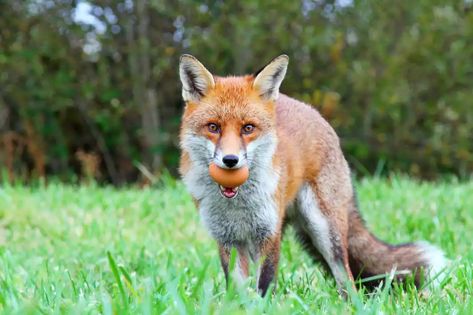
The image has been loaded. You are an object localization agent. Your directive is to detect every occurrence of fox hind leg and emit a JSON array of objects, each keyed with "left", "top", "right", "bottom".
[{"left": 295, "top": 183, "right": 355, "bottom": 295}]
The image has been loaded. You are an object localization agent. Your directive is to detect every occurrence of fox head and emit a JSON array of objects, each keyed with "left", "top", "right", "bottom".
[{"left": 179, "top": 55, "right": 288, "bottom": 180}]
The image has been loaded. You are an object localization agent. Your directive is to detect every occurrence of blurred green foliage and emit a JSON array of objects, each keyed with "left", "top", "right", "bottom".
[{"left": 0, "top": 0, "right": 472, "bottom": 183}]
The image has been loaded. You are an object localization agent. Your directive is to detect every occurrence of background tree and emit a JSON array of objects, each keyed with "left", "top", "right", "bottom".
[{"left": 0, "top": 0, "right": 472, "bottom": 183}]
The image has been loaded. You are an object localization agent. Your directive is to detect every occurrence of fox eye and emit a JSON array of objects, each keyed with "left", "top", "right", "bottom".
[
  {"left": 242, "top": 124, "right": 255, "bottom": 135},
  {"left": 207, "top": 123, "right": 220, "bottom": 133}
]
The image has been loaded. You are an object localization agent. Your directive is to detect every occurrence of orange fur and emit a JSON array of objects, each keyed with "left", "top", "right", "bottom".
[{"left": 178, "top": 55, "right": 447, "bottom": 297}]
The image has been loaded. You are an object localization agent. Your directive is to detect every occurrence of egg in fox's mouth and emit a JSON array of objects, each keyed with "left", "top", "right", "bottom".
[{"left": 219, "top": 185, "right": 239, "bottom": 199}]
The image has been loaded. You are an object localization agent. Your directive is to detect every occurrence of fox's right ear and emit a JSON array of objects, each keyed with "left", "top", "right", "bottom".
[{"left": 179, "top": 54, "right": 215, "bottom": 102}]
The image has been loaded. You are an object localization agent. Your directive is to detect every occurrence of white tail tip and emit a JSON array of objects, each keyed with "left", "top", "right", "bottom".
[{"left": 417, "top": 241, "right": 449, "bottom": 288}]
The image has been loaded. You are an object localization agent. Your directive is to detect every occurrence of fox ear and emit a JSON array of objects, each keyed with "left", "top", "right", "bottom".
[
  {"left": 253, "top": 55, "right": 289, "bottom": 101},
  {"left": 179, "top": 54, "right": 215, "bottom": 102}
]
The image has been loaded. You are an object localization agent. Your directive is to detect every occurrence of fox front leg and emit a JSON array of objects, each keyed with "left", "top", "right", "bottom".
[
  {"left": 218, "top": 243, "right": 250, "bottom": 288},
  {"left": 218, "top": 244, "right": 230, "bottom": 286},
  {"left": 257, "top": 236, "right": 282, "bottom": 296}
]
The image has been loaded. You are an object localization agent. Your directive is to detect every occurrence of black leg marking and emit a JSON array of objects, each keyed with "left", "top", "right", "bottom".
[
  {"left": 218, "top": 244, "right": 230, "bottom": 287},
  {"left": 258, "top": 255, "right": 277, "bottom": 296},
  {"left": 257, "top": 238, "right": 281, "bottom": 297}
]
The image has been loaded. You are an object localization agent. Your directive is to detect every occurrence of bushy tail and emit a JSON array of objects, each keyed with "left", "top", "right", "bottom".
[{"left": 347, "top": 211, "right": 448, "bottom": 289}]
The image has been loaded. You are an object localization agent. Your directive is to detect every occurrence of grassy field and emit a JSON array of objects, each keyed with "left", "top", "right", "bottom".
[{"left": 0, "top": 176, "right": 472, "bottom": 314}]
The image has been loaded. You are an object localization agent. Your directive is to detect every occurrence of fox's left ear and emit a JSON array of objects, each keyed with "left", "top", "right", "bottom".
[
  {"left": 179, "top": 54, "right": 215, "bottom": 102},
  {"left": 253, "top": 55, "right": 289, "bottom": 101}
]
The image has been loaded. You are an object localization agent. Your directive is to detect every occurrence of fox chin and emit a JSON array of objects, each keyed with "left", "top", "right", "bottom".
[{"left": 178, "top": 54, "right": 448, "bottom": 297}]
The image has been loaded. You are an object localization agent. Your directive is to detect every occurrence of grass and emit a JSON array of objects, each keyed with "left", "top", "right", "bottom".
[{"left": 0, "top": 176, "right": 472, "bottom": 314}]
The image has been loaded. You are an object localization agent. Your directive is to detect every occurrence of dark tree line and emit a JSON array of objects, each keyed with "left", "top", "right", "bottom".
[{"left": 1, "top": 0, "right": 472, "bottom": 184}]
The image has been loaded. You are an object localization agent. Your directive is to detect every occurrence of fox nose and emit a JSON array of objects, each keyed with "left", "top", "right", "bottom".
[{"left": 222, "top": 154, "right": 239, "bottom": 168}]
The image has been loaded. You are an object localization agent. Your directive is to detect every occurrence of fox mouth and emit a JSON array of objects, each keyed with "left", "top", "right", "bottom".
[{"left": 219, "top": 185, "right": 239, "bottom": 199}]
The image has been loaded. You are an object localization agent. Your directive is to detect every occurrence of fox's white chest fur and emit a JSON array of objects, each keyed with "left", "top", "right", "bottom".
[{"left": 182, "top": 133, "right": 279, "bottom": 247}]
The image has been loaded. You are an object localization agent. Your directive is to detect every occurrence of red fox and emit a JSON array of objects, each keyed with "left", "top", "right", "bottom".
[{"left": 178, "top": 54, "right": 447, "bottom": 296}]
